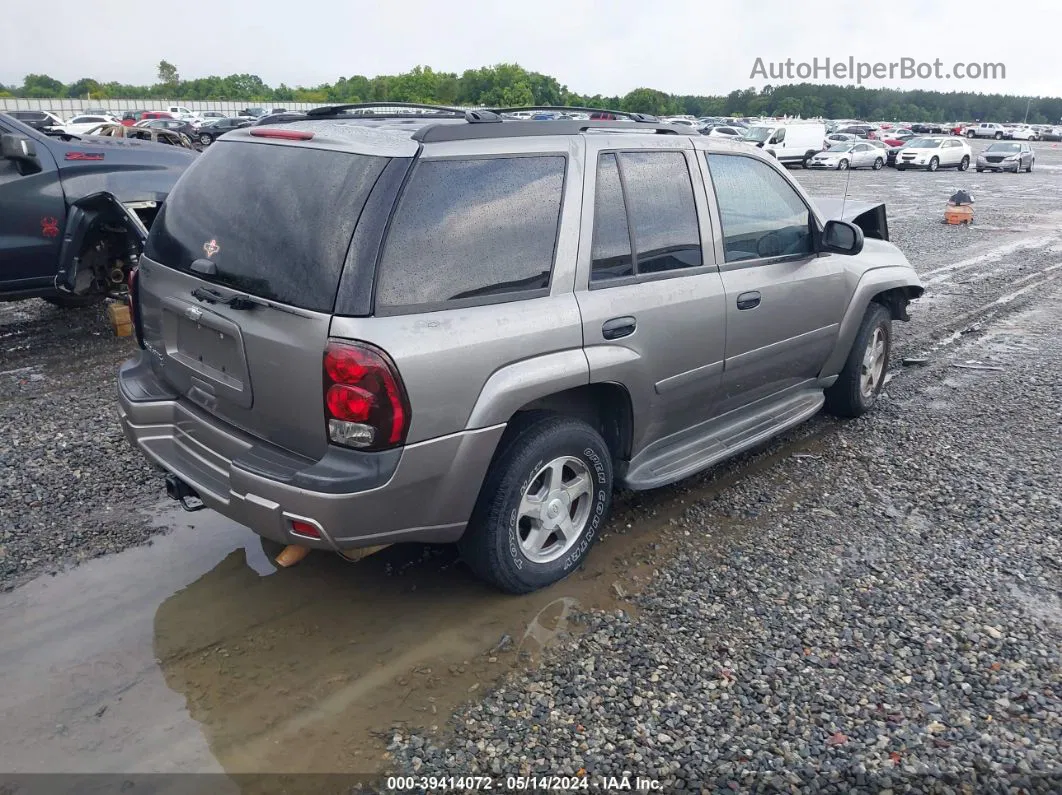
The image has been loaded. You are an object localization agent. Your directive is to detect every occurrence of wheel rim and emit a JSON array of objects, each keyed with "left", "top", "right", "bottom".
[
  {"left": 860, "top": 327, "right": 887, "bottom": 399},
  {"left": 929, "top": 158, "right": 938, "bottom": 171},
  {"left": 839, "top": 160, "right": 848, "bottom": 170},
  {"left": 200, "top": 135, "right": 210, "bottom": 144},
  {"left": 517, "top": 456, "right": 594, "bottom": 564}
]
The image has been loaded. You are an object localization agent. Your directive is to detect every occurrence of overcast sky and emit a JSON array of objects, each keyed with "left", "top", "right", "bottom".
[{"left": 3, "top": 0, "right": 1057, "bottom": 97}]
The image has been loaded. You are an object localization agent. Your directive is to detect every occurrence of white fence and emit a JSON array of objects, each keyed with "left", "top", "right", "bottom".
[{"left": 0, "top": 98, "right": 336, "bottom": 115}]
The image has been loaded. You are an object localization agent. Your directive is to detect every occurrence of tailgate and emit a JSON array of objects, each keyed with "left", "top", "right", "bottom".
[{"left": 137, "top": 137, "right": 391, "bottom": 459}]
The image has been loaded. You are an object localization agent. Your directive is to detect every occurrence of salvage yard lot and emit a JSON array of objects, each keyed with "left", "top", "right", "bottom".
[{"left": 0, "top": 138, "right": 1059, "bottom": 788}]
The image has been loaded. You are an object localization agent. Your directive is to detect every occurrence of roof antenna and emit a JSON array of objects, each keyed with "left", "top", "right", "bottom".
[{"left": 840, "top": 155, "right": 854, "bottom": 221}]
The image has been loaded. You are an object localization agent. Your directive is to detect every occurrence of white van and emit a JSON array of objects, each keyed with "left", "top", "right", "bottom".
[{"left": 741, "top": 121, "right": 827, "bottom": 167}]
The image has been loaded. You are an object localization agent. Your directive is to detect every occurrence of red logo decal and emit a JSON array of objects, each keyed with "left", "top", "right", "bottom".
[
  {"left": 41, "top": 217, "right": 60, "bottom": 238},
  {"left": 64, "top": 152, "right": 105, "bottom": 161},
  {"left": 203, "top": 239, "right": 219, "bottom": 257}
]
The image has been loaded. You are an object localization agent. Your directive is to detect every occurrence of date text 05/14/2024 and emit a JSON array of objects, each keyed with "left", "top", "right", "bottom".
[{"left": 385, "top": 775, "right": 663, "bottom": 791}]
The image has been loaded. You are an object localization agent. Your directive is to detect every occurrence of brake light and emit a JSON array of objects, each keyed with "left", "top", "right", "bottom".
[
  {"left": 323, "top": 341, "right": 410, "bottom": 451},
  {"left": 289, "top": 519, "right": 322, "bottom": 540},
  {"left": 248, "top": 128, "right": 314, "bottom": 140},
  {"left": 127, "top": 266, "right": 144, "bottom": 349}
]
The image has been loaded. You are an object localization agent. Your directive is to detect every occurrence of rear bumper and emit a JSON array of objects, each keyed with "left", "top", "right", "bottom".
[{"left": 117, "top": 353, "right": 504, "bottom": 550}]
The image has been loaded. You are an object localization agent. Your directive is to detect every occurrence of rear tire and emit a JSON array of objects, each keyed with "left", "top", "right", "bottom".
[
  {"left": 459, "top": 414, "right": 613, "bottom": 594},
  {"left": 873, "top": 157, "right": 883, "bottom": 170},
  {"left": 824, "top": 303, "right": 892, "bottom": 418}
]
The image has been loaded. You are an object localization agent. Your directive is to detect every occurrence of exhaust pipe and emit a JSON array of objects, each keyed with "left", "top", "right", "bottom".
[{"left": 164, "top": 474, "right": 204, "bottom": 512}]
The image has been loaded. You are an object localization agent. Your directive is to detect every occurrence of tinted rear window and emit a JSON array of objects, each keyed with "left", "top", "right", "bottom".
[
  {"left": 145, "top": 141, "right": 387, "bottom": 312},
  {"left": 374, "top": 156, "right": 565, "bottom": 312}
]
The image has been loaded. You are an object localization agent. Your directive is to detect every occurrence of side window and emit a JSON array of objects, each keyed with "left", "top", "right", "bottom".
[
  {"left": 375, "top": 156, "right": 565, "bottom": 310},
  {"left": 617, "top": 151, "right": 702, "bottom": 274},
  {"left": 590, "top": 154, "right": 634, "bottom": 281},
  {"left": 771, "top": 128, "right": 786, "bottom": 143},
  {"left": 706, "top": 154, "right": 813, "bottom": 263}
]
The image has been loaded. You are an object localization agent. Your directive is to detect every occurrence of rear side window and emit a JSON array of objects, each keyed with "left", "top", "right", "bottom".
[
  {"left": 145, "top": 141, "right": 387, "bottom": 312},
  {"left": 590, "top": 150, "right": 702, "bottom": 284},
  {"left": 706, "top": 153, "right": 813, "bottom": 263},
  {"left": 375, "top": 156, "right": 565, "bottom": 312}
]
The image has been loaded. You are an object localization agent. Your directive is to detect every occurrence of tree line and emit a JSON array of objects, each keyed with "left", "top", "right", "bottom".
[{"left": 3, "top": 61, "right": 1060, "bottom": 124}]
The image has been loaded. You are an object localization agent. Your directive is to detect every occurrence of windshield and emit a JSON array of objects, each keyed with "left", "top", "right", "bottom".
[
  {"left": 743, "top": 126, "right": 773, "bottom": 142},
  {"left": 906, "top": 138, "right": 942, "bottom": 148},
  {"left": 986, "top": 142, "right": 1021, "bottom": 153}
]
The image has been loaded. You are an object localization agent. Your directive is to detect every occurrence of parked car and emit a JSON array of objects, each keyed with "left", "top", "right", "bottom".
[
  {"left": 136, "top": 118, "right": 198, "bottom": 141},
  {"left": 741, "top": 121, "right": 827, "bottom": 166},
  {"left": 881, "top": 130, "right": 914, "bottom": 147},
  {"left": 976, "top": 141, "right": 1035, "bottom": 172},
  {"left": 895, "top": 136, "right": 972, "bottom": 171},
  {"left": 195, "top": 116, "right": 253, "bottom": 145},
  {"left": 823, "top": 133, "right": 857, "bottom": 147},
  {"left": 835, "top": 124, "right": 878, "bottom": 139},
  {"left": 701, "top": 125, "right": 744, "bottom": 139},
  {"left": 82, "top": 123, "right": 198, "bottom": 150},
  {"left": 4, "top": 110, "right": 65, "bottom": 131},
  {"left": 55, "top": 114, "right": 121, "bottom": 135},
  {"left": 0, "top": 112, "right": 195, "bottom": 306},
  {"left": 200, "top": 111, "right": 226, "bottom": 119},
  {"left": 808, "top": 141, "right": 884, "bottom": 170},
  {"left": 141, "top": 111, "right": 176, "bottom": 121},
  {"left": 967, "top": 122, "right": 1006, "bottom": 139},
  {"left": 116, "top": 104, "right": 923, "bottom": 594},
  {"left": 1041, "top": 127, "right": 1062, "bottom": 142},
  {"left": 1005, "top": 126, "right": 1040, "bottom": 141},
  {"left": 910, "top": 122, "right": 947, "bottom": 134}
]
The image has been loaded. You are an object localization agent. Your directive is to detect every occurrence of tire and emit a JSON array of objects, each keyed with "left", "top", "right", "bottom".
[
  {"left": 837, "top": 159, "right": 849, "bottom": 170},
  {"left": 976, "top": 168, "right": 984, "bottom": 173},
  {"left": 199, "top": 133, "right": 212, "bottom": 145},
  {"left": 896, "top": 165, "right": 906, "bottom": 171},
  {"left": 872, "top": 157, "right": 883, "bottom": 170},
  {"left": 928, "top": 157, "right": 939, "bottom": 172},
  {"left": 42, "top": 293, "right": 105, "bottom": 309},
  {"left": 1027, "top": 161, "right": 1034, "bottom": 172},
  {"left": 824, "top": 303, "right": 892, "bottom": 418},
  {"left": 958, "top": 155, "right": 970, "bottom": 171},
  {"left": 966, "top": 130, "right": 975, "bottom": 138},
  {"left": 994, "top": 132, "right": 1003, "bottom": 139},
  {"left": 459, "top": 414, "right": 613, "bottom": 594}
]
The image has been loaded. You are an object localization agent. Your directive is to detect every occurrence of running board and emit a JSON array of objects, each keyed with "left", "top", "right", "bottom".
[{"left": 621, "top": 388, "right": 825, "bottom": 490}]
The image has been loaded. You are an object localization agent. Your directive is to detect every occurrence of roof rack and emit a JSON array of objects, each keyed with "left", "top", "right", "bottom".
[
  {"left": 412, "top": 119, "right": 681, "bottom": 143},
  {"left": 305, "top": 101, "right": 467, "bottom": 118},
  {"left": 486, "top": 105, "right": 662, "bottom": 122}
]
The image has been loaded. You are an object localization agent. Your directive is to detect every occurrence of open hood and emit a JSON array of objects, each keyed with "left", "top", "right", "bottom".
[{"left": 814, "top": 198, "right": 889, "bottom": 241}]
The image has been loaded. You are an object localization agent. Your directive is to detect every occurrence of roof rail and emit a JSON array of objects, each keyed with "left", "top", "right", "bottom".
[
  {"left": 412, "top": 119, "right": 681, "bottom": 143},
  {"left": 486, "top": 105, "right": 660, "bottom": 122},
  {"left": 305, "top": 101, "right": 466, "bottom": 117}
]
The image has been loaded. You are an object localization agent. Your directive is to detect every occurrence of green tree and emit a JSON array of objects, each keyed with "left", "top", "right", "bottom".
[
  {"left": 620, "top": 87, "right": 676, "bottom": 116},
  {"left": 157, "top": 60, "right": 179, "bottom": 85},
  {"left": 21, "top": 74, "right": 65, "bottom": 97},
  {"left": 67, "top": 78, "right": 101, "bottom": 98}
]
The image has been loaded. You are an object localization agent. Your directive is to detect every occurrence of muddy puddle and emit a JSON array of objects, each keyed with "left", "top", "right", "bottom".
[{"left": 0, "top": 455, "right": 782, "bottom": 779}]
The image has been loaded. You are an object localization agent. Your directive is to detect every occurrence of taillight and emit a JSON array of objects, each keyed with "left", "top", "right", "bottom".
[
  {"left": 127, "top": 266, "right": 144, "bottom": 349},
  {"left": 323, "top": 341, "right": 410, "bottom": 451}
]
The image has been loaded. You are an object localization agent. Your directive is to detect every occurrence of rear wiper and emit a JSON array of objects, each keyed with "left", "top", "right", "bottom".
[{"left": 191, "top": 286, "right": 258, "bottom": 310}]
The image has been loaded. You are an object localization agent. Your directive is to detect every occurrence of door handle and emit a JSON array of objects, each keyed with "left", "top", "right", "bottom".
[
  {"left": 736, "top": 291, "right": 761, "bottom": 310},
  {"left": 602, "top": 316, "right": 636, "bottom": 340}
]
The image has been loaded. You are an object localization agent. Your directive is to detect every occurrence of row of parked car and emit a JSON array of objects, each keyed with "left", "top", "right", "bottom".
[{"left": 828, "top": 118, "right": 1062, "bottom": 142}]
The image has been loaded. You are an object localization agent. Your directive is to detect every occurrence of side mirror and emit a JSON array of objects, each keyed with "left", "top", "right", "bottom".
[
  {"left": 1, "top": 134, "right": 41, "bottom": 175},
  {"left": 820, "top": 220, "right": 864, "bottom": 256}
]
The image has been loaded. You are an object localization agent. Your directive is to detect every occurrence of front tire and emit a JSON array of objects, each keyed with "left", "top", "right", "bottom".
[
  {"left": 958, "top": 155, "right": 970, "bottom": 171},
  {"left": 928, "top": 157, "right": 939, "bottom": 172},
  {"left": 199, "top": 133, "right": 212, "bottom": 145},
  {"left": 837, "top": 159, "right": 849, "bottom": 170},
  {"left": 459, "top": 414, "right": 613, "bottom": 594},
  {"left": 824, "top": 303, "right": 892, "bottom": 418},
  {"left": 995, "top": 132, "right": 1003, "bottom": 139},
  {"left": 873, "top": 157, "right": 883, "bottom": 170}
]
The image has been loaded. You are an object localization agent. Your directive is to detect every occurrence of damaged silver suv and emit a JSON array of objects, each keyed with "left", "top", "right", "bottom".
[{"left": 119, "top": 103, "right": 924, "bottom": 593}]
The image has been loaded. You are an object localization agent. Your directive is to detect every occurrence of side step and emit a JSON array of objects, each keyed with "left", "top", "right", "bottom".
[{"left": 622, "top": 387, "right": 825, "bottom": 490}]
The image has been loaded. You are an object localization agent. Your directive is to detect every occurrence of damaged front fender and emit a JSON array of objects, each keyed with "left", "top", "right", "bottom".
[{"left": 55, "top": 192, "right": 150, "bottom": 296}]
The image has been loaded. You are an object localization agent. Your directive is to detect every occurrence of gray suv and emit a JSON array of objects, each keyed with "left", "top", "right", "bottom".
[{"left": 118, "top": 103, "right": 924, "bottom": 593}]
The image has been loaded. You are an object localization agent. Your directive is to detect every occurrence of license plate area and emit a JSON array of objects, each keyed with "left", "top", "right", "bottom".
[{"left": 160, "top": 297, "right": 253, "bottom": 409}]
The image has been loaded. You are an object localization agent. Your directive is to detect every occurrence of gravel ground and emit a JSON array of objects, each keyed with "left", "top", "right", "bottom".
[
  {"left": 389, "top": 281, "right": 1062, "bottom": 791},
  {"left": 0, "top": 301, "right": 163, "bottom": 588}
]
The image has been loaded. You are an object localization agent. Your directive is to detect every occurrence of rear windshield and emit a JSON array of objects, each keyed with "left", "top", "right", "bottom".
[{"left": 144, "top": 140, "right": 387, "bottom": 312}]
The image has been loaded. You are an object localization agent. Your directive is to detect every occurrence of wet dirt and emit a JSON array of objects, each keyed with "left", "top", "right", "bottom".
[{"left": 0, "top": 440, "right": 803, "bottom": 777}]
